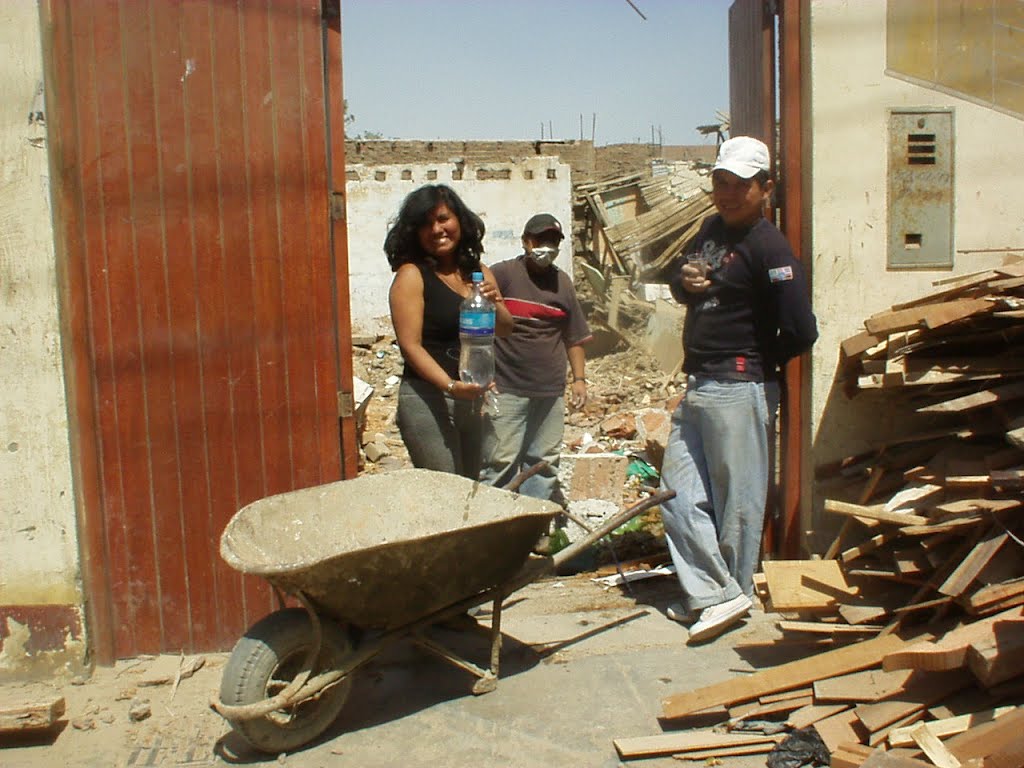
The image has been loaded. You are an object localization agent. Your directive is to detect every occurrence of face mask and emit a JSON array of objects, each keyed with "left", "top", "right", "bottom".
[{"left": 527, "top": 245, "right": 559, "bottom": 267}]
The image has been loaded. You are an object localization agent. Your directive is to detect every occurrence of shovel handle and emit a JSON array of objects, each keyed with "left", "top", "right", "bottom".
[{"left": 550, "top": 489, "right": 676, "bottom": 571}]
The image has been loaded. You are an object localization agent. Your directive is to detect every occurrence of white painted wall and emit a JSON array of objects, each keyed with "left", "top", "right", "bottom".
[
  {"left": 807, "top": 0, "right": 1024, "bottom": 545},
  {"left": 0, "top": 3, "right": 83, "bottom": 672},
  {"left": 344, "top": 158, "right": 573, "bottom": 337}
]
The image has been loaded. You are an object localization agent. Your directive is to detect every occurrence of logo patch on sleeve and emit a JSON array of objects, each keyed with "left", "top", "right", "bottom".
[{"left": 768, "top": 266, "right": 794, "bottom": 283}]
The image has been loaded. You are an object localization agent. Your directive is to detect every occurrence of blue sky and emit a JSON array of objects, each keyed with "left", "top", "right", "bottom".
[{"left": 340, "top": 0, "right": 732, "bottom": 147}]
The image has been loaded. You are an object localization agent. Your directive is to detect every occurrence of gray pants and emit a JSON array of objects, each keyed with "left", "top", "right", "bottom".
[
  {"left": 480, "top": 392, "right": 565, "bottom": 503},
  {"left": 396, "top": 377, "right": 483, "bottom": 480},
  {"left": 659, "top": 376, "right": 779, "bottom": 612}
]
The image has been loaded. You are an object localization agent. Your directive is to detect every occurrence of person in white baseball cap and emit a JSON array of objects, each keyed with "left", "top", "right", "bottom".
[
  {"left": 659, "top": 135, "right": 818, "bottom": 645},
  {"left": 712, "top": 135, "right": 771, "bottom": 179}
]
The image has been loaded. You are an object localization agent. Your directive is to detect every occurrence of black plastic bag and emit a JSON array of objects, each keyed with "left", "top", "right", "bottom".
[{"left": 766, "top": 727, "right": 830, "bottom": 768}]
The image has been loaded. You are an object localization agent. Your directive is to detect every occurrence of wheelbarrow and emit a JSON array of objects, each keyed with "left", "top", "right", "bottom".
[{"left": 211, "top": 467, "right": 673, "bottom": 753}]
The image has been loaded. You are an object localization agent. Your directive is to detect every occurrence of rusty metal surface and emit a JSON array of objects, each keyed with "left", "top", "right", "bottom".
[{"left": 220, "top": 470, "right": 560, "bottom": 630}]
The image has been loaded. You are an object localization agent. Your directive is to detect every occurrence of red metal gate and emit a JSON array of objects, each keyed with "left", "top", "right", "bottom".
[{"left": 41, "top": 0, "right": 355, "bottom": 661}]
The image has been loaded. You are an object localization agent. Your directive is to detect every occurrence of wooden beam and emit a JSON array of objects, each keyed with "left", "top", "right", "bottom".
[{"left": 662, "top": 632, "right": 911, "bottom": 720}]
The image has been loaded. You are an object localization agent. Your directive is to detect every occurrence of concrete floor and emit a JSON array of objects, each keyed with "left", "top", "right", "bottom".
[{"left": 3, "top": 572, "right": 798, "bottom": 768}]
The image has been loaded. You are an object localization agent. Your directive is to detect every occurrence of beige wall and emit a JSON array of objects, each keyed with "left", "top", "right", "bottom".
[
  {"left": 0, "top": 3, "right": 84, "bottom": 678},
  {"left": 806, "top": 0, "right": 1024, "bottom": 548},
  {"left": 345, "top": 158, "right": 574, "bottom": 337}
]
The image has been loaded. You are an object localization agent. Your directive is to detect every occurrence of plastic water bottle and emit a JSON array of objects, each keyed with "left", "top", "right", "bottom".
[{"left": 458, "top": 271, "right": 495, "bottom": 387}]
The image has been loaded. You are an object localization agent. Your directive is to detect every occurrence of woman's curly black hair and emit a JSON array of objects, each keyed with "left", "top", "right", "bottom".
[{"left": 383, "top": 184, "right": 486, "bottom": 275}]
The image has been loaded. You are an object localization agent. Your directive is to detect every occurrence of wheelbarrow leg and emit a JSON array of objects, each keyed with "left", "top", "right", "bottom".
[
  {"left": 475, "top": 595, "right": 504, "bottom": 694},
  {"left": 408, "top": 594, "right": 507, "bottom": 695}
]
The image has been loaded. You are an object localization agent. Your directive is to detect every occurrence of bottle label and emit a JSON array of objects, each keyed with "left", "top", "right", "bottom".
[{"left": 459, "top": 310, "right": 495, "bottom": 336}]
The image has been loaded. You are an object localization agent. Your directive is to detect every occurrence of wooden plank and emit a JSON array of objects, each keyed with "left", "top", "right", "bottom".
[
  {"left": 825, "top": 499, "right": 929, "bottom": 526},
  {"left": 910, "top": 723, "right": 962, "bottom": 768},
  {"left": 661, "top": 632, "right": 912, "bottom": 719},
  {"left": 864, "top": 298, "right": 992, "bottom": 335},
  {"left": 670, "top": 739, "right": 781, "bottom": 760},
  {"left": 729, "top": 694, "right": 814, "bottom": 721},
  {"left": 917, "top": 380, "right": 1024, "bottom": 413},
  {"left": 882, "top": 607, "right": 1024, "bottom": 672},
  {"left": 965, "top": 619, "right": 1024, "bottom": 687},
  {"left": 759, "top": 686, "right": 814, "bottom": 704},
  {"left": 830, "top": 743, "right": 877, "bottom": 768},
  {"left": 866, "top": 709, "right": 925, "bottom": 747},
  {"left": 854, "top": 670, "right": 973, "bottom": 735},
  {"left": 888, "top": 706, "right": 1016, "bottom": 747},
  {"left": 814, "top": 707, "right": 868, "bottom": 753},
  {"left": 763, "top": 560, "right": 856, "bottom": 611},
  {"left": 938, "top": 527, "right": 1008, "bottom": 597},
  {"left": 779, "top": 621, "right": 883, "bottom": 635},
  {"left": 982, "top": 729, "right": 1024, "bottom": 768},
  {"left": 0, "top": 697, "right": 65, "bottom": 732},
  {"left": 787, "top": 703, "right": 851, "bottom": 730},
  {"left": 840, "top": 531, "right": 901, "bottom": 563},
  {"left": 965, "top": 578, "right": 1024, "bottom": 613},
  {"left": 613, "top": 731, "right": 777, "bottom": 758},
  {"left": 948, "top": 706, "right": 1024, "bottom": 762},
  {"left": 814, "top": 668, "right": 915, "bottom": 703},
  {"left": 932, "top": 498, "right": 1022, "bottom": 515},
  {"left": 842, "top": 330, "right": 885, "bottom": 359}
]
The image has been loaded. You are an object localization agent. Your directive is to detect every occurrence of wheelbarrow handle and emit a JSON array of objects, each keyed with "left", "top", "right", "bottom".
[
  {"left": 550, "top": 489, "right": 676, "bottom": 571},
  {"left": 502, "top": 461, "right": 550, "bottom": 493}
]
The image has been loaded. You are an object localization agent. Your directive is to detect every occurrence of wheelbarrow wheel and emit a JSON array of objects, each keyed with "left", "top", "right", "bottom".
[{"left": 220, "top": 607, "right": 354, "bottom": 753}]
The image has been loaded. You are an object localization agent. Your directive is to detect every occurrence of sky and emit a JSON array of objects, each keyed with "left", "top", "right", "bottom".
[{"left": 339, "top": 0, "right": 732, "bottom": 147}]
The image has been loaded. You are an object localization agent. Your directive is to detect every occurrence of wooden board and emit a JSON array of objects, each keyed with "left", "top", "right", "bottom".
[
  {"left": 814, "top": 707, "right": 867, "bottom": 753},
  {"left": 662, "top": 632, "right": 911, "bottom": 719},
  {"left": 882, "top": 606, "right": 1024, "bottom": 672},
  {"left": 612, "top": 731, "right": 777, "bottom": 758},
  {"left": 670, "top": 739, "right": 781, "bottom": 760},
  {"left": 965, "top": 619, "right": 1024, "bottom": 687},
  {"left": 854, "top": 670, "right": 972, "bottom": 734},
  {"left": 786, "top": 702, "right": 850, "bottom": 730},
  {"left": 909, "top": 724, "right": 961, "bottom": 768},
  {"left": 825, "top": 499, "right": 930, "bottom": 526},
  {"left": 814, "top": 667, "right": 915, "bottom": 703},
  {"left": 864, "top": 298, "right": 992, "bottom": 335},
  {"left": 0, "top": 697, "right": 65, "bottom": 732},
  {"left": 938, "top": 527, "right": 1008, "bottom": 597},
  {"left": 763, "top": 559, "right": 857, "bottom": 611},
  {"left": 888, "top": 706, "right": 1015, "bottom": 747}
]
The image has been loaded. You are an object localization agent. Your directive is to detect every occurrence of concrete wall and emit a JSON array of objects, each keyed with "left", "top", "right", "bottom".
[
  {"left": 0, "top": 3, "right": 85, "bottom": 679},
  {"left": 806, "top": 0, "right": 1024, "bottom": 547},
  {"left": 345, "top": 157, "right": 574, "bottom": 337}
]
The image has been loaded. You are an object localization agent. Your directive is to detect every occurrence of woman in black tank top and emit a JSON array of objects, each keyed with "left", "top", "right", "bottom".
[{"left": 384, "top": 185, "right": 512, "bottom": 478}]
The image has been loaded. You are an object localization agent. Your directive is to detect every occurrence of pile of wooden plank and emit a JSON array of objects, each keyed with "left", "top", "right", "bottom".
[
  {"left": 575, "top": 165, "right": 714, "bottom": 282},
  {"left": 639, "top": 618, "right": 1024, "bottom": 766},
  {"left": 613, "top": 269, "right": 1024, "bottom": 765}
]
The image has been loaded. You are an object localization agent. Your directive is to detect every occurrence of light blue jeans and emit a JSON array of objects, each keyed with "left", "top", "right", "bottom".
[
  {"left": 396, "top": 377, "right": 483, "bottom": 480},
  {"left": 480, "top": 392, "right": 565, "bottom": 503},
  {"left": 659, "top": 376, "right": 780, "bottom": 612}
]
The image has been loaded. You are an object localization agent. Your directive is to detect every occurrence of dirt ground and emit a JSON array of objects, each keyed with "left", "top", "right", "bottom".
[{"left": 0, "top": 572, "right": 784, "bottom": 768}]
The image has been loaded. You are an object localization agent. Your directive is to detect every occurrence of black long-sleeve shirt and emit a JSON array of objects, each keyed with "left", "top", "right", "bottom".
[{"left": 669, "top": 215, "right": 818, "bottom": 382}]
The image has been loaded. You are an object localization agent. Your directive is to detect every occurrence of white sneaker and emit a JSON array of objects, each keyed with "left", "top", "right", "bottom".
[
  {"left": 666, "top": 603, "right": 693, "bottom": 624},
  {"left": 686, "top": 594, "right": 753, "bottom": 644}
]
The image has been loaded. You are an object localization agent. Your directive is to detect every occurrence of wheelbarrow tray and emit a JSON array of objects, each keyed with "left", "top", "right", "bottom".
[{"left": 220, "top": 469, "right": 561, "bottom": 631}]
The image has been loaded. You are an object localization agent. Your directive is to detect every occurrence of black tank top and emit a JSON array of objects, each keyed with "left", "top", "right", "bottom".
[{"left": 404, "top": 265, "right": 463, "bottom": 380}]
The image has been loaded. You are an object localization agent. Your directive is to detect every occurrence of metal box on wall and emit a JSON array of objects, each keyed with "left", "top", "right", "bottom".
[{"left": 887, "top": 108, "right": 954, "bottom": 269}]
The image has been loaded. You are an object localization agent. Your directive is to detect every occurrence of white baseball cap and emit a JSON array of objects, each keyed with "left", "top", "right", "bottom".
[{"left": 713, "top": 136, "right": 771, "bottom": 179}]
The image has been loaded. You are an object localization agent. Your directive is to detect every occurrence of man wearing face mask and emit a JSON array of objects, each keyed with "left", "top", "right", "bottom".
[{"left": 480, "top": 213, "right": 592, "bottom": 505}]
